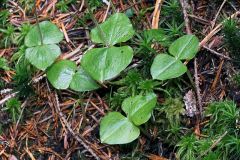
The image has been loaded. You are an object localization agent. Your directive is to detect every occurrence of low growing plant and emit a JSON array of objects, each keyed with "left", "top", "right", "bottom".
[
  {"left": 0, "top": 57, "right": 10, "bottom": 70},
  {"left": 23, "top": 9, "right": 200, "bottom": 146},
  {"left": 150, "top": 34, "right": 199, "bottom": 80},
  {"left": 3, "top": 98, "right": 21, "bottom": 122},
  {"left": 100, "top": 92, "right": 157, "bottom": 144}
]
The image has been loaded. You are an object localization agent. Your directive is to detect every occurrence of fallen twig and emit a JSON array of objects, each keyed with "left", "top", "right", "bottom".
[
  {"left": 211, "top": 60, "right": 224, "bottom": 91},
  {"left": 180, "top": 0, "right": 192, "bottom": 34},
  {"left": 0, "top": 88, "right": 13, "bottom": 95},
  {"left": 54, "top": 93, "right": 100, "bottom": 160},
  {"left": 200, "top": 11, "right": 240, "bottom": 47},
  {"left": 211, "top": 0, "right": 228, "bottom": 28},
  {"left": 194, "top": 58, "right": 202, "bottom": 118},
  {"left": 203, "top": 45, "right": 231, "bottom": 60},
  {"left": 152, "top": 0, "right": 164, "bottom": 29},
  {"left": 0, "top": 92, "right": 19, "bottom": 106}
]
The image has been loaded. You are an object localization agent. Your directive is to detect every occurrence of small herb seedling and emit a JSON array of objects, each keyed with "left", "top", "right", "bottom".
[
  {"left": 47, "top": 13, "right": 136, "bottom": 90},
  {"left": 100, "top": 93, "right": 157, "bottom": 144},
  {"left": 151, "top": 35, "right": 199, "bottom": 80},
  {"left": 81, "top": 13, "right": 135, "bottom": 82},
  {"left": 24, "top": 21, "right": 99, "bottom": 91}
]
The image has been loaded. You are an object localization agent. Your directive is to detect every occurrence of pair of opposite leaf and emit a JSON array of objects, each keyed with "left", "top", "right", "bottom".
[
  {"left": 24, "top": 21, "right": 98, "bottom": 91},
  {"left": 24, "top": 13, "right": 135, "bottom": 91},
  {"left": 100, "top": 93, "right": 157, "bottom": 144},
  {"left": 151, "top": 34, "right": 200, "bottom": 80}
]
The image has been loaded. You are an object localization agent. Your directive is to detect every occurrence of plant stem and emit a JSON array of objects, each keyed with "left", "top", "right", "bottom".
[
  {"left": 85, "top": 0, "right": 108, "bottom": 47},
  {"left": 34, "top": 0, "right": 43, "bottom": 45}
]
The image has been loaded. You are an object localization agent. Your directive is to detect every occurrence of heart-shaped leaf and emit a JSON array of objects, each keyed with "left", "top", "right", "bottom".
[
  {"left": 24, "top": 21, "right": 63, "bottom": 70},
  {"left": 151, "top": 54, "right": 187, "bottom": 80},
  {"left": 100, "top": 112, "right": 140, "bottom": 144},
  {"left": 25, "top": 44, "right": 61, "bottom": 70},
  {"left": 169, "top": 35, "right": 199, "bottom": 60},
  {"left": 25, "top": 21, "right": 63, "bottom": 47},
  {"left": 47, "top": 60, "right": 77, "bottom": 89},
  {"left": 81, "top": 46, "right": 133, "bottom": 82},
  {"left": 91, "top": 13, "right": 134, "bottom": 46},
  {"left": 122, "top": 93, "right": 157, "bottom": 126},
  {"left": 70, "top": 68, "right": 100, "bottom": 92}
]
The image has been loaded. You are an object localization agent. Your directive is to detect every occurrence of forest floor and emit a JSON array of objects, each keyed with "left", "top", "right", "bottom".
[{"left": 1, "top": 0, "right": 240, "bottom": 160}]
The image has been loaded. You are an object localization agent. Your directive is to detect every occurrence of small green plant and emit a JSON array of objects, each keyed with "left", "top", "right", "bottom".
[
  {"left": 150, "top": 34, "right": 199, "bottom": 80},
  {"left": 0, "top": 10, "right": 9, "bottom": 27},
  {"left": 100, "top": 93, "right": 157, "bottom": 144},
  {"left": 0, "top": 57, "right": 10, "bottom": 70},
  {"left": 97, "top": 15, "right": 199, "bottom": 145},
  {"left": 161, "top": 0, "right": 184, "bottom": 38},
  {"left": 23, "top": 10, "right": 201, "bottom": 148},
  {"left": 164, "top": 20, "right": 184, "bottom": 37},
  {"left": 88, "top": 0, "right": 102, "bottom": 8},
  {"left": 0, "top": 25, "right": 15, "bottom": 47},
  {"left": 47, "top": 13, "right": 135, "bottom": 90},
  {"left": 176, "top": 134, "right": 199, "bottom": 160},
  {"left": 23, "top": 20, "right": 97, "bottom": 91},
  {"left": 56, "top": 0, "right": 76, "bottom": 12},
  {"left": 221, "top": 134, "right": 240, "bottom": 159},
  {"left": 22, "top": 13, "right": 135, "bottom": 92},
  {"left": 15, "top": 23, "right": 31, "bottom": 45},
  {"left": 3, "top": 98, "right": 21, "bottom": 122},
  {"left": 81, "top": 13, "right": 135, "bottom": 82},
  {"left": 154, "top": 97, "right": 185, "bottom": 146}
]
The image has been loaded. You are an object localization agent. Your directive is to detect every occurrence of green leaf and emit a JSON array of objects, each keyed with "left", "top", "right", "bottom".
[
  {"left": 47, "top": 60, "right": 77, "bottom": 89},
  {"left": 24, "top": 21, "right": 63, "bottom": 70},
  {"left": 151, "top": 54, "right": 187, "bottom": 80},
  {"left": 169, "top": 35, "right": 199, "bottom": 60},
  {"left": 122, "top": 93, "right": 157, "bottom": 126},
  {"left": 100, "top": 112, "right": 140, "bottom": 144},
  {"left": 91, "top": 13, "right": 134, "bottom": 46},
  {"left": 81, "top": 46, "right": 133, "bottom": 82},
  {"left": 25, "top": 44, "right": 61, "bottom": 70},
  {"left": 70, "top": 68, "right": 100, "bottom": 92},
  {"left": 25, "top": 21, "right": 63, "bottom": 47}
]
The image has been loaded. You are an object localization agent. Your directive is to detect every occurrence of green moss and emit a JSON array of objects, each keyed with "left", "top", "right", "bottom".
[
  {"left": 223, "top": 19, "right": 240, "bottom": 65},
  {"left": 205, "top": 101, "right": 239, "bottom": 134}
]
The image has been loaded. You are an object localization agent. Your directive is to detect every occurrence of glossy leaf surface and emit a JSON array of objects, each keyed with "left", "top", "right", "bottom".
[
  {"left": 47, "top": 60, "right": 76, "bottom": 89},
  {"left": 151, "top": 54, "right": 187, "bottom": 80},
  {"left": 70, "top": 68, "right": 100, "bottom": 92},
  {"left": 81, "top": 46, "right": 133, "bottom": 82},
  {"left": 100, "top": 112, "right": 140, "bottom": 144},
  {"left": 122, "top": 93, "right": 157, "bottom": 126},
  {"left": 169, "top": 35, "right": 199, "bottom": 60},
  {"left": 25, "top": 21, "right": 63, "bottom": 47},
  {"left": 25, "top": 44, "right": 61, "bottom": 70},
  {"left": 91, "top": 13, "right": 134, "bottom": 46}
]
